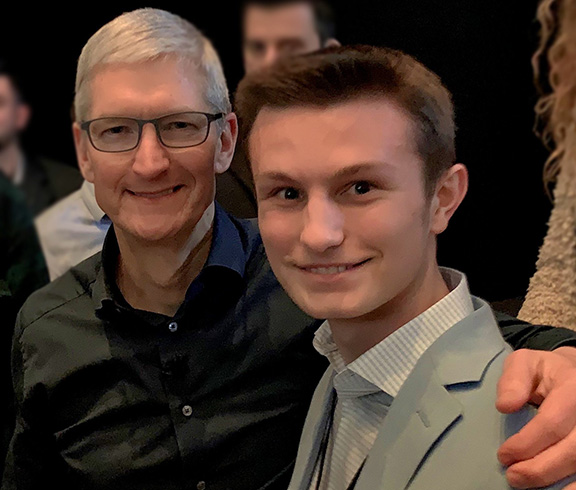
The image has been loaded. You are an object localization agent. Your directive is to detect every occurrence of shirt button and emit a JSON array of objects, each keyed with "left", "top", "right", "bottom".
[
  {"left": 182, "top": 405, "right": 193, "bottom": 417},
  {"left": 197, "top": 482, "right": 206, "bottom": 490},
  {"left": 168, "top": 322, "right": 178, "bottom": 333}
]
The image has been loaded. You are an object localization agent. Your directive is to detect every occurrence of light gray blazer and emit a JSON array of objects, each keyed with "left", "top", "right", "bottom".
[{"left": 289, "top": 297, "right": 572, "bottom": 489}]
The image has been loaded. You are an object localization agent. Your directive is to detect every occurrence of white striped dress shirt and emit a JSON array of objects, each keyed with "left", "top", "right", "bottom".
[{"left": 310, "top": 267, "right": 474, "bottom": 490}]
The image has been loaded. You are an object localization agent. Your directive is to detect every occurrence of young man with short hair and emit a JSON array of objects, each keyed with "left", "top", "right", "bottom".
[{"left": 236, "top": 44, "right": 576, "bottom": 489}]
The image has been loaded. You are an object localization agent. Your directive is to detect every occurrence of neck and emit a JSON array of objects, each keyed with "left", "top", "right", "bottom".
[
  {"left": 116, "top": 205, "right": 215, "bottom": 317},
  {"left": 329, "top": 264, "right": 449, "bottom": 364},
  {"left": 0, "top": 143, "right": 23, "bottom": 181}
]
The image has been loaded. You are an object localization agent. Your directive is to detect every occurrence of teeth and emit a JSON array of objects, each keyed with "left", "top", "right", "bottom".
[
  {"left": 132, "top": 188, "right": 175, "bottom": 198},
  {"left": 309, "top": 265, "right": 348, "bottom": 275}
]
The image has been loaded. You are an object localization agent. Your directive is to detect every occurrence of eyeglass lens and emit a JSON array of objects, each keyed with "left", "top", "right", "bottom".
[{"left": 88, "top": 112, "right": 211, "bottom": 152}]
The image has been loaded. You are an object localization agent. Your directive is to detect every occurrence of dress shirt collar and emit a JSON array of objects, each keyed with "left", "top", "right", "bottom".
[
  {"left": 93, "top": 201, "right": 246, "bottom": 317},
  {"left": 12, "top": 152, "right": 25, "bottom": 186},
  {"left": 80, "top": 180, "right": 107, "bottom": 221},
  {"left": 313, "top": 267, "right": 474, "bottom": 397},
  {"left": 202, "top": 201, "right": 247, "bottom": 276}
]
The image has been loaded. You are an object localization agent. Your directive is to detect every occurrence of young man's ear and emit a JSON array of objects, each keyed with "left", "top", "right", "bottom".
[
  {"left": 323, "top": 38, "right": 341, "bottom": 48},
  {"left": 72, "top": 122, "right": 95, "bottom": 182},
  {"left": 429, "top": 163, "right": 468, "bottom": 235},
  {"left": 214, "top": 113, "right": 238, "bottom": 174}
]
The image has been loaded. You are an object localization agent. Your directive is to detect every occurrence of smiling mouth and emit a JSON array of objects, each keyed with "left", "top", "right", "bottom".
[
  {"left": 300, "top": 260, "right": 370, "bottom": 275},
  {"left": 128, "top": 185, "right": 183, "bottom": 198}
]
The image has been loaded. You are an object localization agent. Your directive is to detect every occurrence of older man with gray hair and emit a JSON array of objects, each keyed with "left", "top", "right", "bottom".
[{"left": 3, "top": 8, "right": 325, "bottom": 489}]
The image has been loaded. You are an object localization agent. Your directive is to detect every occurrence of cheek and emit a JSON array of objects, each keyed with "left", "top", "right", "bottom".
[
  {"left": 359, "top": 204, "right": 428, "bottom": 250},
  {"left": 260, "top": 210, "right": 296, "bottom": 258},
  {"left": 0, "top": 108, "right": 14, "bottom": 127},
  {"left": 179, "top": 148, "right": 218, "bottom": 177},
  {"left": 91, "top": 162, "right": 125, "bottom": 194}
]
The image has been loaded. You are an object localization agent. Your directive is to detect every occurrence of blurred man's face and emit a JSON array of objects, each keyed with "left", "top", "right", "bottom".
[
  {"left": 0, "top": 75, "right": 29, "bottom": 150},
  {"left": 243, "top": 3, "right": 322, "bottom": 74}
]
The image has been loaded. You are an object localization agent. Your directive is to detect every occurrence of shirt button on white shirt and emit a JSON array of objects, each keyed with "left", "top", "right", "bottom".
[
  {"left": 182, "top": 405, "right": 193, "bottom": 417},
  {"left": 168, "top": 322, "right": 178, "bottom": 333}
]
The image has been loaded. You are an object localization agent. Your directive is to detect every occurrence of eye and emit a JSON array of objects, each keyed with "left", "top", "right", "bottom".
[
  {"left": 246, "top": 41, "right": 266, "bottom": 56},
  {"left": 346, "top": 181, "right": 373, "bottom": 195},
  {"left": 279, "top": 187, "right": 301, "bottom": 200},
  {"left": 165, "top": 120, "right": 201, "bottom": 132},
  {"left": 101, "top": 125, "right": 134, "bottom": 138}
]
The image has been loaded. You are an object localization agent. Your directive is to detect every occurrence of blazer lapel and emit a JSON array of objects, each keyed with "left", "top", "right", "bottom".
[
  {"left": 289, "top": 368, "right": 336, "bottom": 490},
  {"left": 356, "top": 299, "right": 506, "bottom": 490},
  {"left": 356, "top": 355, "right": 463, "bottom": 489},
  {"left": 356, "top": 358, "right": 463, "bottom": 490}
]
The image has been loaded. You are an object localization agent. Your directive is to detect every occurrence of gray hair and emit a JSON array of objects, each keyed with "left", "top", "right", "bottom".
[{"left": 74, "top": 8, "right": 231, "bottom": 122}]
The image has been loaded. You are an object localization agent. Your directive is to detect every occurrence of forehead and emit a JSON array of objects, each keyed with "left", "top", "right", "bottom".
[
  {"left": 0, "top": 75, "right": 18, "bottom": 99},
  {"left": 250, "top": 99, "right": 421, "bottom": 179},
  {"left": 243, "top": 3, "right": 318, "bottom": 39},
  {"left": 87, "top": 57, "right": 208, "bottom": 118}
]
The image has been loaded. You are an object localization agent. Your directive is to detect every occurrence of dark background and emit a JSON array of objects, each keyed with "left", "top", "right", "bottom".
[{"left": 0, "top": 1, "right": 551, "bottom": 305}]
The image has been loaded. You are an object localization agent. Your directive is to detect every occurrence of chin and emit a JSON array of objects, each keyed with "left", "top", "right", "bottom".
[
  {"left": 291, "top": 296, "right": 366, "bottom": 321},
  {"left": 122, "top": 220, "right": 182, "bottom": 243}
]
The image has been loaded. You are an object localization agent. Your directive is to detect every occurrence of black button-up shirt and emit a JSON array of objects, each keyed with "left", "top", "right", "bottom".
[{"left": 4, "top": 204, "right": 327, "bottom": 490}]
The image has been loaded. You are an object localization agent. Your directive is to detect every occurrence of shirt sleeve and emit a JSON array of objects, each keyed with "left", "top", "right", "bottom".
[
  {"left": 2, "top": 315, "right": 63, "bottom": 489},
  {"left": 493, "top": 309, "right": 576, "bottom": 351}
]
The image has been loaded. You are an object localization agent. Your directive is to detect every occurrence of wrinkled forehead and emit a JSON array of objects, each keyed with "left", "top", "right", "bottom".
[{"left": 79, "top": 57, "right": 211, "bottom": 119}]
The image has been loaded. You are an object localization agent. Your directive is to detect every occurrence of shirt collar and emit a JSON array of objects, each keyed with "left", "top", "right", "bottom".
[
  {"left": 93, "top": 201, "right": 247, "bottom": 317},
  {"left": 12, "top": 153, "right": 25, "bottom": 186},
  {"left": 313, "top": 267, "right": 474, "bottom": 396},
  {"left": 202, "top": 201, "right": 246, "bottom": 276},
  {"left": 80, "top": 180, "right": 107, "bottom": 222}
]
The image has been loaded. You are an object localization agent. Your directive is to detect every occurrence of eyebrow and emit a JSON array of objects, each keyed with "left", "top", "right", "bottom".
[
  {"left": 332, "top": 162, "right": 395, "bottom": 179},
  {"left": 256, "top": 162, "right": 397, "bottom": 183}
]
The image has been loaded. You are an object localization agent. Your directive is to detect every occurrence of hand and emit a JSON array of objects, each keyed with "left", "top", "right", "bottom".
[{"left": 496, "top": 347, "right": 576, "bottom": 489}]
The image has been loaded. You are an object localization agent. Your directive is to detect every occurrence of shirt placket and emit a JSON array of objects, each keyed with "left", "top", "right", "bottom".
[{"left": 159, "top": 315, "right": 209, "bottom": 490}]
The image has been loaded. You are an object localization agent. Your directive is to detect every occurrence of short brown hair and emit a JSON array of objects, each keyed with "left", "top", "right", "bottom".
[{"left": 234, "top": 44, "right": 456, "bottom": 196}]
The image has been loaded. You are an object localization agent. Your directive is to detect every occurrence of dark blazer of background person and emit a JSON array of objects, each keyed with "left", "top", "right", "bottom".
[{"left": 19, "top": 153, "right": 83, "bottom": 217}]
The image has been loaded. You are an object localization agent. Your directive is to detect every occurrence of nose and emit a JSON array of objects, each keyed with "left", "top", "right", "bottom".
[
  {"left": 131, "top": 123, "right": 170, "bottom": 177},
  {"left": 263, "top": 46, "right": 281, "bottom": 68},
  {"left": 300, "top": 194, "right": 345, "bottom": 253}
]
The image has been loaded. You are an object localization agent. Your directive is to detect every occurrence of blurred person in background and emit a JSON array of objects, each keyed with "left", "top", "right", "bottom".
[
  {"left": 0, "top": 172, "right": 48, "bottom": 483},
  {"left": 34, "top": 104, "right": 110, "bottom": 281},
  {"left": 216, "top": 0, "right": 340, "bottom": 218},
  {"left": 35, "top": 179, "right": 110, "bottom": 281},
  {"left": 519, "top": 0, "right": 576, "bottom": 329},
  {"left": 0, "top": 59, "right": 82, "bottom": 217},
  {"left": 241, "top": 0, "right": 339, "bottom": 75}
]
